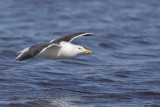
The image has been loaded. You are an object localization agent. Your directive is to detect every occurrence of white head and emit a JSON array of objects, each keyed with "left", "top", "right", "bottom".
[
  {"left": 60, "top": 42, "right": 91, "bottom": 58},
  {"left": 73, "top": 45, "right": 91, "bottom": 55}
]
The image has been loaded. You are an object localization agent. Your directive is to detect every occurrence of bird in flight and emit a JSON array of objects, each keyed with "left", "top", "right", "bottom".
[{"left": 15, "top": 32, "right": 94, "bottom": 61}]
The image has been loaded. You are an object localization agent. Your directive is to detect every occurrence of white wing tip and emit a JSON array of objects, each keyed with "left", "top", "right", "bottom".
[
  {"left": 17, "top": 47, "right": 30, "bottom": 53},
  {"left": 85, "top": 32, "right": 94, "bottom": 34},
  {"left": 82, "top": 32, "right": 94, "bottom": 36}
]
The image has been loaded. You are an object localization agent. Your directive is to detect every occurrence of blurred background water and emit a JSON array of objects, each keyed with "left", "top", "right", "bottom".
[{"left": 0, "top": 0, "right": 160, "bottom": 107}]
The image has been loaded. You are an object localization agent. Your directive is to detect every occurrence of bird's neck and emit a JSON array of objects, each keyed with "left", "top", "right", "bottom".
[{"left": 58, "top": 42, "right": 78, "bottom": 58}]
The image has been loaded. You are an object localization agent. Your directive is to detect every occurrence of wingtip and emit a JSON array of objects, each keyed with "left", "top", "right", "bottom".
[
  {"left": 83, "top": 32, "right": 95, "bottom": 36},
  {"left": 88, "top": 33, "right": 95, "bottom": 36}
]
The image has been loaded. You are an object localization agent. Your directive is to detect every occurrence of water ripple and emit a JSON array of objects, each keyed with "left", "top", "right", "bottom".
[{"left": 0, "top": 0, "right": 160, "bottom": 107}]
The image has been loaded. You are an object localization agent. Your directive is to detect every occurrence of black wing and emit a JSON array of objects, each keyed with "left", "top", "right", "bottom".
[
  {"left": 50, "top": 32, "right": 94, "bottom": 44},
  {"left": 15, "top": 43, "right": 50, "bottom": 61}
]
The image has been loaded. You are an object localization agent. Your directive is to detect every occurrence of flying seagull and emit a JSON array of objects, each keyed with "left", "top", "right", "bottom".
[{"left": 15, "top": 32, "right": 94, "bottom": 61}]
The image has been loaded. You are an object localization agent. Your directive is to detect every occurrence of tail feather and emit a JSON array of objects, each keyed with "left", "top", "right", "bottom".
[{"left": 13, "top": 59, "right": 19, "bottom": 62}]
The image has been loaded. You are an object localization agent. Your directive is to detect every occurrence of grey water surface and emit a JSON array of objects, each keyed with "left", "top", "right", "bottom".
[{"left": 0, "top": 0, "right": 160, "bottom": 107}]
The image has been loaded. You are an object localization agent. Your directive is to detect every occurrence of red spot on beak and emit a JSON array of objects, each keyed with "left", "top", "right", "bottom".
[{"left": 84, "top": 50, "right": 91, "bottom": 54}]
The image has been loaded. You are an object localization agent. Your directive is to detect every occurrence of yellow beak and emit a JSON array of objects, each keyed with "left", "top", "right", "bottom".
[{"left": 84, "top": 50, "right": 91, "bottom": 54}]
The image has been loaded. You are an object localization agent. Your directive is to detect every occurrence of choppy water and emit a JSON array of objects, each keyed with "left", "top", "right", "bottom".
[{"left": 0, "top": 0, "right": 160, "bottom": 107}]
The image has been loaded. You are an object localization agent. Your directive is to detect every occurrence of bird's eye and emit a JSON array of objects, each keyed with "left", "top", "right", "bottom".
[{"left": 79, "top": 48, "right": 81, "bottom": 49}]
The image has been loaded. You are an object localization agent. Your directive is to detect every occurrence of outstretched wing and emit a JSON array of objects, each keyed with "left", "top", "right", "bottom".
[
  {"left": 15, "top": 43, "right": 50, "bottom": 61},
  {"left": 36, "top": 44, "right": 61, "bottom": 59},
  {"left": 50, "top": 32, "right": 94, "bottom": 44}
]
